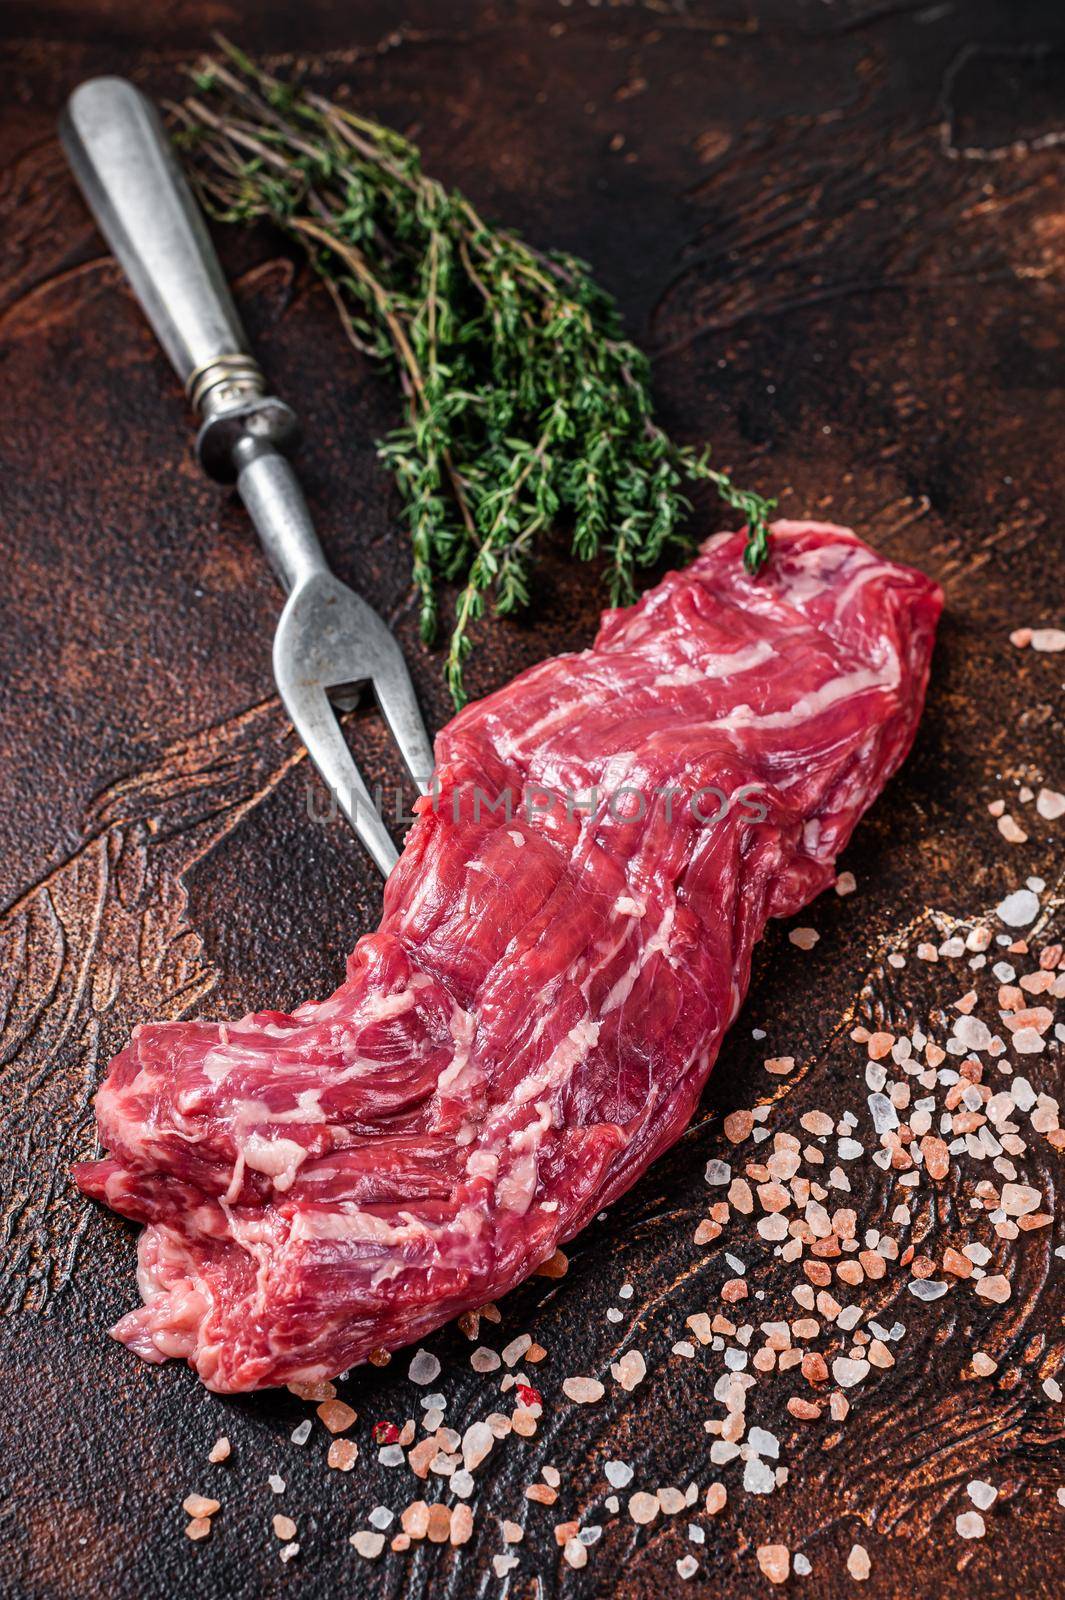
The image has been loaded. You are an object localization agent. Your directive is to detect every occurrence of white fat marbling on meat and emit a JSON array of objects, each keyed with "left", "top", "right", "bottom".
[
  {"left": 232, "top": 1093, "right": 326, "bottom": 1128},
  {"left": 240, "top": 1133, "right": 308, "bottom": 1190},
  {"left": 513, "top": 1017, "right": 601, "bottom": 1107},
  {"left": 653, "top": 638, "right": 776, "bottom": 689},
  {"left": 436, "top": 1006, "right": 478, "bottom": 1096},
  {"left": 202, "top": 1049, "right": 235, "bottom": 1086},
  {"left": 466, "top": 1149, "right": 500, "bottom": 1181},
  {"left": 496, "top": 1149, "right": 540, "bottom": 1214},
  {"left": 718, "top": 663, "right": 900, "bottom": 734},
  {"left": 601, "top": 905, "right": 676, "bottom": 1017}
]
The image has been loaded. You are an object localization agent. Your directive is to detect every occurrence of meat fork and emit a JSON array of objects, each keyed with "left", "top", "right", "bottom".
[{"left": 60, "top": 77, "right": 435, "bottom": 878}]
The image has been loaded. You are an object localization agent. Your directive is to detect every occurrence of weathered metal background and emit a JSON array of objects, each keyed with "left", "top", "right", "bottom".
[{"left": 0, "top": 2, "right": 1062, "bottom": 1596}]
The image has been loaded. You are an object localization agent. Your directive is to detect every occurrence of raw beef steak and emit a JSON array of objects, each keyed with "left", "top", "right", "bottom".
[{"left": 75, "top": 522, "right": 942, "bottom": 1391}]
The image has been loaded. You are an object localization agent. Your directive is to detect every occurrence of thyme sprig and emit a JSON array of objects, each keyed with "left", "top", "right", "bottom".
[{"left": 175, "top": 40, "right": 775, "bottom": 705}]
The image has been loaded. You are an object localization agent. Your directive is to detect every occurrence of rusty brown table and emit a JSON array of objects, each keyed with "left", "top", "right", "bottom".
[{"left": 1, "top": 3, "right": 1062, "bottom": 1597}]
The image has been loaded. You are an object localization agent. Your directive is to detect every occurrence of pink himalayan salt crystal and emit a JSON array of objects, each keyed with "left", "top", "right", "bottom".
[
  {"left": 757, "top": 1546, "right": 790, "bottom": 1584},
  {"left": 562, "top": 1376, "right": 605, "bottom": 1404},
  {"left": 847, "top": 1544, "right": 871, "bottom": 1580}
]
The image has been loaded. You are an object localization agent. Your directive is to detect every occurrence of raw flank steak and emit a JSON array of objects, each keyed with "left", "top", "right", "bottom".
[{"left": 74, "top": 522, "right": 942, "bottom": 1391}]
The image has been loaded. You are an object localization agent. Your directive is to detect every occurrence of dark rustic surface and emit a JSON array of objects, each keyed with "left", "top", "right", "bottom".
[{"left": 1, "top": 3, "right": 1063, "bottom": 1597}]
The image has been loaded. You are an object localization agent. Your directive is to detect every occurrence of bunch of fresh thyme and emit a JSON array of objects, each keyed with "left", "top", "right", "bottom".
[{"left": 174, "top": 40, "right": 775, "bottom": 705}]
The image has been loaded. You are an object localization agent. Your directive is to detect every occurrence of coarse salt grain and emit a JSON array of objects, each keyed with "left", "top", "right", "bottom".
[
  {"left": 1036, "top": 787, "right": 1065, "bottom": 820},
  {"left": 401, "top": 1502, "right": 430, "bottom": 1538},
  {"left": 744, "top": 1457, "right": 775, "bottom": 1494},
  {"left": 408, "top": 1349, "right": 441, "bottom": 1385},
  {"left": 317, "top": 1399, "right": 356, "bottom": 1434},
  {"left": 427, "top": 1504, "right": 452, "bottom": 1542},
  {"left": 748, "top": 1426, "right": 779, "bottom": 1458},
  {"left": 953, "top": 1015, "right": 993, "bottom": 1052},
  {"left": 847, "top": 1544, "right": 871, "bottom": 1580},
  {"left": 563, "top": 1537, "right": 587, "bottom": 1569},
  {"left": 996, "top": 889, "right": 1039, "bottom": 927},
  {"left": 757, "top": 1545, "right": 790, "bottom": 1584},
  {"left": 502, "top": 1334, "right": 532, "bottom": 1366},
  {"left": 908, "top": 1278, "right": 948, "bottom": 1301},
  {"left": 975, "top": 1275, "right": 1011, "bottom": 1303},
  {"left": 611, "top": 1350, "right": 646, "bottom": 1391},
  {"left": 629, "top": 1491, "right": 659, "bottom": 1524},
  {"left": 1000, "top": 1182, "right": 1040, "bottom": 1216},
  {"left": 351, "top": 1530, "right": 386, "bottom": 1558},
  {"left": 182, "top": 1495, "right": 220, "bottom": 1519},
  {"left": 462, "top": 1421, "right": 494, "bottom": 1472},
  {"left": 328, "top": 1439, "right": 358, "bottom": 1471},
  {"left": 832, "top": 1357, "right": 869, "bottom": 1388},
  {"left": 724, "top": 1110, "right": 754, "bottom": 1143},
  {"left": 451, "top": 1504, "right": 474, "bottom": 1546},
  {"left": 956, "top": 1511, "right": 985, "bottom": 1539},
  {"left": 563, "top": 1375, "right": 605, "bottom": 1404}
]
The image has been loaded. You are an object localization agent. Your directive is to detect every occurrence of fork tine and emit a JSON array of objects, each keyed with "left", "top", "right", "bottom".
[
  {"left": 259, "top": 473, "right": 433, "bottom": 871},
  {"left": 371, "top": 650, "right": 437, "bottom": 798},
  {"left": 279, "top": 677, "right": 399, "bottom": 878}
]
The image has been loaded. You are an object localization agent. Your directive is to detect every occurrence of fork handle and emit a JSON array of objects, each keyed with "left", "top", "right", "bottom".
[
  {"left": 60, "top": 76, "right": 296, "bottom": 479},
  {"left": 233, "top": 439, "right": 329, "bottom": 595}
]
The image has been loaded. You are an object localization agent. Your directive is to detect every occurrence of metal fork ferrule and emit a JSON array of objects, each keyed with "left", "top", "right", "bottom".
[{"left": 187, "top": 353, "right": 265, "bottom": 415}]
